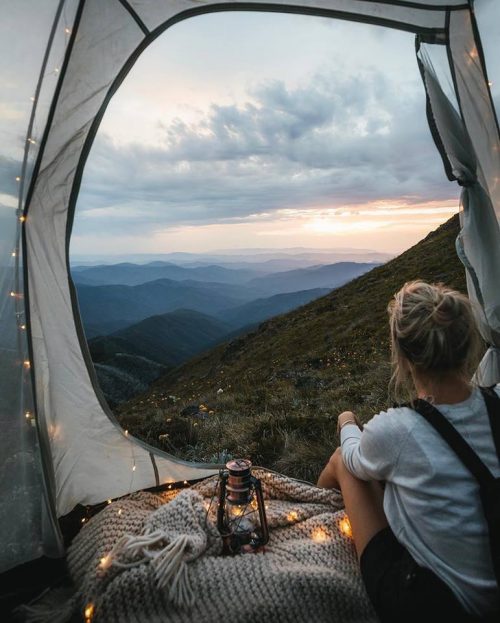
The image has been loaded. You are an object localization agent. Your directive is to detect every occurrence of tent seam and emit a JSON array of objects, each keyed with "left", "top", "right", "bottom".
[{"left": 116, "top": 0, "right": 150, "bottom": 35}]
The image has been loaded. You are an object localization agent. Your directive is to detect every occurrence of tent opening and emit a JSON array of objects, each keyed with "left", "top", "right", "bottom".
[{"left": 70, "top": 10, "right": 460, "bottom": 474}]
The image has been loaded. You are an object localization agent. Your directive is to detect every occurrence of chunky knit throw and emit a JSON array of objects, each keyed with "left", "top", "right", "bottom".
[{"left": 63, "top": 470, "right": 377, "bottom": 622}]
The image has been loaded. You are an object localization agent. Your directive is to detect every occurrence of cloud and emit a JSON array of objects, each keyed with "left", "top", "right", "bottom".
[{"left": 76, "top": 67, "right": 455, "bottom": 239}]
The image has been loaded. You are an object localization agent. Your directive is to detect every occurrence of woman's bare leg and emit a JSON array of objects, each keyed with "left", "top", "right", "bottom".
[{"left": 318, "top": 449, "right": 388, "bottom": 558}]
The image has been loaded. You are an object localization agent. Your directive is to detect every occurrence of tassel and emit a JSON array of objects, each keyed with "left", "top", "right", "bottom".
[
  {"left": 108, "top": 530, "right": 167, "bottom": 569},
  {"left": 151, "top": 535, "right": 194, "bottom": 609},
  {"left": 108, "top": 531, "right": 195, "bottom": 608}
]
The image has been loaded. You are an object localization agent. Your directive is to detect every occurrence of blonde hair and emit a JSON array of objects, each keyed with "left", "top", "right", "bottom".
[{"left": 388, "top": 281, "right": 482, "bottom": 402}]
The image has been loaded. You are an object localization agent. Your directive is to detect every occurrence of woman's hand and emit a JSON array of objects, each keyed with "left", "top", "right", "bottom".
[{"left": 336, "top": 410, "right": 361, "bottom": 435}]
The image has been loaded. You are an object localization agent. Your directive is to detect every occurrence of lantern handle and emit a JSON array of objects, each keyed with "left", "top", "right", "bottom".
[{"left": 252, "top": 477, "right": 269, "bottom": 546}]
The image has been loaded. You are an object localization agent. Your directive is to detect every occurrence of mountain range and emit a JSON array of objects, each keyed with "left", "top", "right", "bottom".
[
  {"left": 76, "top": 255, "right": 379, "bottom": 406},
  {"left": 76, "top": 261, "right": 377, "bottom": 336},
  {"left": 72, "top": 262, "right": 264, "bottom": 286}
]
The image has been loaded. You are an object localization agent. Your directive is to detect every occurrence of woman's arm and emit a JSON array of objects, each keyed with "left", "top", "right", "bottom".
[
  {"left": 317, "top": 411, "right": 362, "bottom": 488},
  {"left": 341, "top": 409, "right": 409, "bottom": 482}
]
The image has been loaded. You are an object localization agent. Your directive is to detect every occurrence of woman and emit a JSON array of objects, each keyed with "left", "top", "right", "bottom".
[{"left": 317, "top": 281, "right": 499, "bottom": 622}]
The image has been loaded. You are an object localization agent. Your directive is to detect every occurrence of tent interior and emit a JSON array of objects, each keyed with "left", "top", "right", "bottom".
[{"left": 1, "top": 0, "right": 499, "bottom": 616}]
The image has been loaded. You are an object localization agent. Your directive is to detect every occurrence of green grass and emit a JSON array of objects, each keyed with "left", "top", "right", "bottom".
[{"left": 116, "top": 215, "right": 471, "bottom": 482}]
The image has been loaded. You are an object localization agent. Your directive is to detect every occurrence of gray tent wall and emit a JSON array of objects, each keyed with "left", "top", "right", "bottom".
[{"left": 0, "top": 0, "right": 498, "bottom": 573}]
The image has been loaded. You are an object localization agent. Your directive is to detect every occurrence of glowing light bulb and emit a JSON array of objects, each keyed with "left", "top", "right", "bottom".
[
  {"left": 25, "top": 411, "right": 31, "bottom": 419},
  {"left": 488, "top": 81, "right": 493, "bottom": 87},
  {"left": 107, "top": 499, "right": 112, "bottom": 505},
  {"left": 183, "top": 480, "right": 188, "bottom": 486},
  {"left": 311, "top": 527, "right": 328, "bottom": 543},
  {"left": 227, "top": 504, "right": 245, "bottom": 519},
  {"left": 54, "top": 67, "right": 60, "bottom": 73},
  {"left": 10, "top": 291, "right": 15, "bottom": 297},
  {"left": 132, "top": 464, "right": 136, "bottom": 471},
  {"left": 84, "top": 603, "right": 94, "bottom": 622},
  {"left": 81, "top": 517, "right": 86, "bottom": 524},
  {"left": 20, "top": 324, "right": 26, "bottom": 330},
  {"left": 23, "top": 360, "right": 31, "bottom": 369},
  {"left": 124, "top": 429, "right": 129, "bottom": 436},
  {"left": 30, "top": 96, "right": 35, "bottom": 102},
  {"left": 64, "top": 27, "right": 72, "bottom": 34},
  {"left": 287, "top": 510, "right": 298, "bottom": 522},
  {"left": 117, "top": 508, "right": 122, "bottom": 516},
  {"left": 339, "top": 516, "right": 353, "bottom": 538},
  {"left": 100, "top": 555, "right": 111, "bottom": 569},
  {"left": 19, "top": 215, "right": 26, "bottom": 222},
  {"left": 15, "top": 176, "right": 21, "bottom": 182},
  {"left": 11, "top": 251, "right": 16, "bottom": 257}
]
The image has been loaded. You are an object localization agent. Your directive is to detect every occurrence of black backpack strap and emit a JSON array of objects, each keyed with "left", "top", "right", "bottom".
[
  {"left": 479, "top": 386, "right": 500, "bottom": 462},
  {"left": 410, "top": 399, "right": 495, "bottom": 485}
]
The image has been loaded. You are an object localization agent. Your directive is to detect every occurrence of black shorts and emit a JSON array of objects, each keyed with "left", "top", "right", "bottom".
[{"left": 360, "top": 527, "right": 481, "bottom": 623}]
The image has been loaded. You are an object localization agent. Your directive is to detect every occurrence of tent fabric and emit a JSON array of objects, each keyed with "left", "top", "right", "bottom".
[
  {"left": 0, "top": 0, "right": 74, "bottom": 572},
  {"left": 0, "top": 0, "right": 498, "bottom": 574},
  {"left": 417, "top": 46, "right": 500, "bottom": 385}
]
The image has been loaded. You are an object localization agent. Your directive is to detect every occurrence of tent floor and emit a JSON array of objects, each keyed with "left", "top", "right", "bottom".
[{"left": 1, "top": 556, "right": 74, "bottom": 622}]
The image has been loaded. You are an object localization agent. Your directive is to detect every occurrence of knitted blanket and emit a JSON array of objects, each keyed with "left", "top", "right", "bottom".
[{"left": 66, "top": 470, "right": 377, "bottom": 622}]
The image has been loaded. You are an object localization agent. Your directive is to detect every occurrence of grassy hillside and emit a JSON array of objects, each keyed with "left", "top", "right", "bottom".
[{"left": 116, "top": 215, "right": 468, "bottom": 481}]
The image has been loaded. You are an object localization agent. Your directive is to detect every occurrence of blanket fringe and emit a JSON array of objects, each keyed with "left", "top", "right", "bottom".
[
  {"left": 152, "top": 535, "right": 194, "bottom": 608},
  {"left": 110, "top": 531, "right": 194, "bottom": 609}
]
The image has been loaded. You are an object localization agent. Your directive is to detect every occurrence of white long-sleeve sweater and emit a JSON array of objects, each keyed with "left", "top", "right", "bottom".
[{"left": 340, "top": 385, "right": 500, "bottom": 616}]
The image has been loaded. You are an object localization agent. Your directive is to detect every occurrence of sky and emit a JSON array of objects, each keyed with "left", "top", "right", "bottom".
[{"left": 1, "top": 1, "right": 499, "bottom": 257}]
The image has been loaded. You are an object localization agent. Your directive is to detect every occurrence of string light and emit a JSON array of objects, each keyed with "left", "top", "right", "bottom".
[
  {"left": 81, "top": 517, "right": 86, "bottom": 524},
  {"left": 11, "top": 251, "right": 16, "bottom": 257},
  {"left": 183, "top": 480, "right": 188, "bottom": 486},
  {"left": 311, "top": 527, "right": 328, "bottom": 543},
  {"left": 20, "top": 324, "right": 26, "bottom": 330},
  {"left": 23, "top": 360, "right": 31, "bottom": 369},
  {"left": 10, "top": 291, "right": 16, "bottom": 297},
  {"left": 64, "top": 27, "right": 72, "bottom": 34},
  {"left": 488, "top": 81, "right": 493, "bottom": 87},
  {"left": 54, "top": 67, "right": 60, "bottom": 73},
  {"left": 132, "top": 464, "right": 136, "bottom": 471},
  {"left": 19, "top": 215, "right": 26, "bottom": 222},
  {"left": 99, "top": 555, "right": 111, "bottom": 569},
  {"left": 15, "top": 176, "right": 21, "bottom": 182},
  {"left": 287, "top": 510, "right": 298, "bottom": 522},
  {"left": 84, "top": 603, "right": 94, "bottom": 623},
  {"left": 107, "top": 499, "right": 112, "bottom": 505},
  {"left": 124, "top": 429, "right": 129, "bottom": 436},
  {"left": 117, "top": 508, "right": 122, "bottom": 516},
  {"left": 339, "top": 516, "right": 353, "bottom": 538},
  {"left": 25, "top": 411, "right": 31, "bottom": 419}
]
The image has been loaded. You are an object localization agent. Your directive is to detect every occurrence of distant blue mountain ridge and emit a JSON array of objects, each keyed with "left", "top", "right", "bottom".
[{"left": 76, "top": 259, "right": 381, "bottom": 405}]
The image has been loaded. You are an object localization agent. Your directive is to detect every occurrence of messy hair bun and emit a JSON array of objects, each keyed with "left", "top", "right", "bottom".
[{"left": 388, "top": 281, "right": 482, "bottom": 401}]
